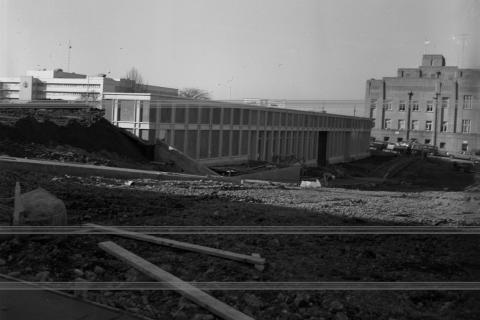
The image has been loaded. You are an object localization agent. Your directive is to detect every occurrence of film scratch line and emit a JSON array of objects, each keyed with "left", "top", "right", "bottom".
[
  {"left": 1, "top": 282, "right": 480, "bottom": 291},
  {"left": 1, "top": 225, "right": 480, "bottom": 235}
]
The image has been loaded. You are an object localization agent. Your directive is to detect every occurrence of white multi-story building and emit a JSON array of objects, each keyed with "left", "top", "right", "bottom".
[{"left": 0, "top": 69, "right": 178, "bottom": 106}]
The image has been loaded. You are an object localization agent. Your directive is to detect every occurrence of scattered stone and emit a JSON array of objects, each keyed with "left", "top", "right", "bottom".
[
  {"left": 329, "top": 300, "right": 344, "bottom": 312},
  {"left": 172, "top": 311, "right": 188, "bottom": 320},
  {"left": 18, "top": 187, "right": 67, "bottom": 225},
  {"left": 335, "top": 312, "right": 349, "bottom": 320},
  {"left": 244, "top": 293, "right": 264, "bottom": 308},
  {"left": 73, "top": 268, "right": 84, "bottom": 277},
  {"left": 7, "top": 271, "right": 21, "bottom": 277},
  {"left": 84, "top": 270, "right": 96, "bottom": 281},
  {"left": 293, "top": 293, "right": 311, "bottom": 308},
  {"left": 94, "top": 265, "right": 105, "bottom": 275},
  {"left": 192, "top": 314, "right": 214, "bottom": 320},
  {"left": 34, "top": 271, "right": 50, "bottom": 282}
]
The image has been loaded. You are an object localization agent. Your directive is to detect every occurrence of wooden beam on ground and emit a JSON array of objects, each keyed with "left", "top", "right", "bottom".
[
  {"left": 99, "top": 241, "right": 255, "bottom": 320},
  {"left": 86, "top": 224, "right": 265, "bottom": 268},
  {"left": 12, "top": 182, "right": 23, "bottom": 225}
]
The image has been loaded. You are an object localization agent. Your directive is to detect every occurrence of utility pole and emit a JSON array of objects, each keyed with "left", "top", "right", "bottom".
[
  {"left": 433, "top": 92, "right": 440, "bottom": 147},
  {"left": 406, "top": 91, "right": 413, "bottom": 141}
]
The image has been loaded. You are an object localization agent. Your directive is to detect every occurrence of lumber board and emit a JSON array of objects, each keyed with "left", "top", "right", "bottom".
[
  {"left": 86, "top": 223, "right": 265, "bottom": 266},
  {"left": 99, "top": 241, "right": 255, "bottom": 320}
]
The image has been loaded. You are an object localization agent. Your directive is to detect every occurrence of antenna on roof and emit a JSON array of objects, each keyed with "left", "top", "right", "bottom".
[
  {"left": 452, "top": 34, "right": 470, "bottom": 67},
  {"left": 67, "top": 40, "right": 72, "bottom": 72},
  {"left": 423, "top": 38, "right": 431, "bottom": 54}
]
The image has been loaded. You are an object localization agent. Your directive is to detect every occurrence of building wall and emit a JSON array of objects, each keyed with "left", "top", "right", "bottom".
[
  {"left": 365, "top": 55, "right": 480, "bottom": 152},
  {"left": 103, "top": 98, "right": 372, "bottom": 166}
]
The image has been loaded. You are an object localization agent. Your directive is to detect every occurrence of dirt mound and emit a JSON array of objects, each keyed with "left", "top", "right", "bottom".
[{"left": 0, "top": 117, "right": 152, "bottom": 162}]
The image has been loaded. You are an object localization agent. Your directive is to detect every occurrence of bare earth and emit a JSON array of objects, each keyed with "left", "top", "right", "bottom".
[{"left": 1, "top": 167, "right": 480, "bottom": 320}]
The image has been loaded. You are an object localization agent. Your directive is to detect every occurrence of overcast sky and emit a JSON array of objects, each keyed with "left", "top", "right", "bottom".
[{"left": 1, "top": 0, "right": 478, "bottom": 100}]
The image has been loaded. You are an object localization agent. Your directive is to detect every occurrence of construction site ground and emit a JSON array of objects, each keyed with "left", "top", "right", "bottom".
[{"left": 1, "top": 152, "right": 480, "bottom": 320}]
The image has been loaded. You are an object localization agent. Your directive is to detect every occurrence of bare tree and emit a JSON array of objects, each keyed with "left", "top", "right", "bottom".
[
  {"left": 124, "top": 67, "right": 146, "bottom": 92},
  {"left": 179, "top": 88, "right": 211, "bottom": 100}
]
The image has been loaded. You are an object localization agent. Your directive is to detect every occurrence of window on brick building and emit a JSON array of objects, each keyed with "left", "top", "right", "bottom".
[
  {"left": 426, "top": 101, "right": 433, "bottom": 112},
  {"left": 425, "top": 139, "right": 431, "bottom": 144},
  {"left": 463, "top": 95, "right": 472, "bottom": 109},
  {"left": 440, "top": 142, "right": 446, "bottom": 149},
  {"left": 425, "top": 121, "right": 432, "bottom": 131},
  {"left": 462, "top": 119, "right": 471, "bottom": 133},
  {"left": 411, "top": 120, "right": 419, "bottom": 130},
  {"left": 412, "top": 101, "right": 419, "bottom": 111},
  {"left": 383, "top": 101, "right": 392, "bottom": 111},
  {"left": 399, "top": 101, "right": 406, "bottom": 112},
  {"left": 398, "top": 119, "right": 405, "bottom": 130},
  {"left": 384, "top": 118, "right": 391, "bottom": 129},
  {"left": 441, "top": 121, "right": 448, "bottom": 132},
  {"left": 441, "top": 97, "right": 449, "bottom": 108}
]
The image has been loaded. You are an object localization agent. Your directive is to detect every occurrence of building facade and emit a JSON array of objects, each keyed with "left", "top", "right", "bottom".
[
  {"left": 365, "top": 54, "right": 480, "bottom": 152},
  {"left": 102, "top": 97, "right": 372, "bottom": 166},
  {"left": 1, "top": 69, "right": 372, "bottom": 167},
  {"left": 0, "top": 69, "right": 178, "bottom": 106}
]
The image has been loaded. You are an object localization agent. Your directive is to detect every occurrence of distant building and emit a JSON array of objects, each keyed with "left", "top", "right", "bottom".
[
  {"left": 242, "top": 99, "right": 364, "bottom": 116},
  {"left": 0, "top": 69, "right": 178, "bottom": 106},
  {"left": 365, "top": 54, "right": 480, "bottom": 152}
]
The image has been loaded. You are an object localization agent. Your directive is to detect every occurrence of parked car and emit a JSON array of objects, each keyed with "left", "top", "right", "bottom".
[
  {"left": 446, "top": 151, "right": 480, "bottom": 163},
  {"left": 369, "top": 141, "right": 387, "bottom": 151},
  {"left": 410, "top": 143, "right": 437, "bottom": 156}
]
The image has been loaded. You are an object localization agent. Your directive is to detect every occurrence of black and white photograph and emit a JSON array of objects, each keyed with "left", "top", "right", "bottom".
[{"left": 0, "top": 0, "right": 479, "bottom": 319}]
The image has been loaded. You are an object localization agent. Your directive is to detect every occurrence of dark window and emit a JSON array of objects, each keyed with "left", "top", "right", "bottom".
[
  {"left": 242, "top": 109, "right": 250, "bottom": 125},
  {"left": 160, "top": 107, "right": 172, "bottom": 123},
  {"left": 188, "top": 108, "right": 198, "bottom": 123},
  {"left": 200, "top": 108, "right": 210, "bottom": 124},
  {"left": 212, "top": 108, "right": 221, "bottom": 124},
  {"left": 250, "top": 110, "right": 258, "bottom": 125},
  {"left": 174, "top": 107, "right": 186, "bottom": 123},
  {"left": 223, "top": 108, "right": 231, "bottom": 124},
  {"left": 233, "top": 109, "right": 241, "bottom": 125},
  {"left": 383, "top": 136, "right": 390, "bottom": 142}
]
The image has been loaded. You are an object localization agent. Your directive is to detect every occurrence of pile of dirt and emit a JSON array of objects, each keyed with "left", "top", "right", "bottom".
[{"left": 0, "top": 117, "right": 152, "bottom": 162}]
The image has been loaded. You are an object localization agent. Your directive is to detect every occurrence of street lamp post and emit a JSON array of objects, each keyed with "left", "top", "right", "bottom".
[
  {"left": 433, "top": 92, "right": 440, "bottom": 147},
  {"left": 406, "top": 91, "right": 413, "bottom": 141}
]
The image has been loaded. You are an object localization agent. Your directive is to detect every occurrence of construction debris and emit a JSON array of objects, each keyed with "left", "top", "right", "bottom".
[
  {"left": 86, "top": 224, "right": 265, "bottom": 268},
  {"left": 300, "top": 179, "right": 322, "bottom": 188},
  {"left": 99, "top": 241, "right": 255, "bottom": 320}
]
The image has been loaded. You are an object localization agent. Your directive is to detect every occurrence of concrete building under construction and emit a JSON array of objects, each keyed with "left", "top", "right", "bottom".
[{"left": 102, "top": 96, "right": 372, "bottom": 166}]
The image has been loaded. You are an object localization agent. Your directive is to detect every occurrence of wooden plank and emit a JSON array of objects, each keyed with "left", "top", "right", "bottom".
[
  {"left": 12, "top": 182, "right": 23, "bottom": 225},
  {"left": 86, "top": 224, "right": 265, "bottom": 267},
  {"left": 99, "top": 241, "right": 255, "bottom": 320}
]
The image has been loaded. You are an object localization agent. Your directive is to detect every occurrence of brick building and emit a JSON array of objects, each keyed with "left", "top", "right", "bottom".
[{"left": 365, "top": 54, "right": 480, "bottom": 152}]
